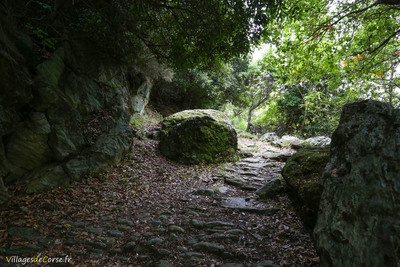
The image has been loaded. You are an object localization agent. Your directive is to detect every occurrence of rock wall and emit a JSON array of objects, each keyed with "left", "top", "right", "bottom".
[
  {"left": 0, "top": 31, "right": 152, "bottom": 203},
  {"left": 314, "top": 100, "right": 400, "bottom": 266}
]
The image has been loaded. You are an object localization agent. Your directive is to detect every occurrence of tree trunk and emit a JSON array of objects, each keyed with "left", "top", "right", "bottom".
[{"left": 246, "top": 106, "right": 255, "bottom": 132}]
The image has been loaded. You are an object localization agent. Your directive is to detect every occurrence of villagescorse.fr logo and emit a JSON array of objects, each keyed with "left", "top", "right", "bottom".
[{"left": 5, "top": 255, "right": 72, "bottom": 265}]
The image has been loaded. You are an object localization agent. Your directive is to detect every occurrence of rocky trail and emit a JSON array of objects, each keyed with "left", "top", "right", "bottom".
[{"left": 0, "top": 135, "right": 319, "bottom": 267}]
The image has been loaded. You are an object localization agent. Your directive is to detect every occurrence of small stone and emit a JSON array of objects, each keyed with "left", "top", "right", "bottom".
[
  {"left": 100, "top": 215, "right": 114, "bottom": 221},
  {"left": 86, "top": 240, "right": 107, "bottom": 249},
  {"left": 147, "top": 238, "right": 164, "bottom": 246},
  {"left": 118, "top": 218, "right": 134, "bottom": 226},
  {"left": 148, "top": 220, "right": 163, "bottom": 226},
  {"left": 8, "top": 227, "right": 40, "bottom": 239},
  {"left": 128, "top": 234, "right": 141, "bottom": 242},
  {"left": 226, "top": 229, "right": 245, "bottom": 235},
  {"left": 153, "top": 260, "right": 174, "bottom": 267},
  {"left": 190, "top": 219, "right": 205, "bottom": 229},
  {"left": 218, "top": 186, "right": 229, "bottom": 194},
  {"left": 3, "top": 244, "right": 42, "bottom": 255},
  {"left": 122, "top": 241, "right": 136, "bottom": 253},
  {"left": 159, "top": 215, "right": 170, "bottom": 220},
  {"left": 143, "top": 232, "right": 154, "bottom": 237},
  {"left": 187, "top": 210, "right": 199, "bottom": 216},
  {"left": 192, "top": 242, "right": 225, "bottom": 253},
  {"left": 71, "top": 221, "right": 85, "bottom": 227},
  {"left": 158, "top": 210, "right": 173, "bottom": 216},
  {"left": 221, "top": 264, "right": 244, "bottom": 267},
  {"left": 97, "top": 236, "right": 116, "bottom": 243},
  {"left": 88, "top": 248, "right": 104, "bottom": 257},
  {"left": 169, "top": 233, "right": 178, "bottom": 241},
  {"left": 179, "top": 252, "right": 205, "bottom": 260},
  {"left": 107, "top": 230, "right": 123, "bottom": 237},
  {"left": 256, "top": 260, "right": 281, "bottom": 267},
  {"left": 256, "top": 179, "right": 284, "bottom": 199},
  {"left": 192, "top": 189, "right": 215, "bottom": 196},
  {"left": 118, "top": 225, "right": 131, "bottom": 231},
  {"left": 168, "top": 225, "right": 185, "bottom": 233},
  {"left": 157, "top": 248, "right": 171, "bottom": 256},
  {"left": 86, "top": 227, "right": 103, "bottom": 234},
  {"left": 205, "top": 221, "right": 235, "bottom": 229},
  {"left": 224, "top": 177, "right": 244, "bottom": 187}
]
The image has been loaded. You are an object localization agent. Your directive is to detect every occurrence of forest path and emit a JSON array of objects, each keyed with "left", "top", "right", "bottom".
[{"left": 0, "top": 137, "right": 319, "bottom": 267}]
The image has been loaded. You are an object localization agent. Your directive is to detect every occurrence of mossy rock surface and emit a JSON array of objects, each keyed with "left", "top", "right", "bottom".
[
  {"left": 161, "top": 109, "right": 229, "bottom": 132},
  {"left": 159, "top": 110, "right": 237, "bottom": 164},
  {"left": 282, "top": 150, "right": 330, "bottom": 227}
]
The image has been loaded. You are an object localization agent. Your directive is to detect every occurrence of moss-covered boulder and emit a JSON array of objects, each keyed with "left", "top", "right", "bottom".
[
  {"left": 159, "top": 109, "right": 237, "bottom": 164},
  {"left": 282, "top": 150, "right": 330, "bottom": 227}
]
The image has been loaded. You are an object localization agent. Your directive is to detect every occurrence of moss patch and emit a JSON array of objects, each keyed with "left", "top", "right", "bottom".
[
  {"left": 282, "top": 150, "right": 330, "bottom": 227},
  {"left": 159, "top": 110, "right": 237, "bottom": 164}
]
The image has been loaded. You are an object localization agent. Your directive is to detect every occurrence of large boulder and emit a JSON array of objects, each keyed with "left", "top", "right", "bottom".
[
  {"left": 314, "top": 100, "right": 400, "bottom": 267},
  {"left": 159, "top": 109, "right": 237, "bottom": 164},
  {"left": 282, "top": 150, "right": 330, "bottom": 227}
]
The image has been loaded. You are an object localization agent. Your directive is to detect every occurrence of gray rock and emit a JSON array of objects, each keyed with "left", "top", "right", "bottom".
[
  {"left": 190, "top": 219, "right": 205, "bottom": 229},
  {"left": 224, "top": 176, "right": 244, "bottom": 187},
  {"left": 107, "top": 230, "right": 123, "bottom": 237},
  {"left": 86, "top": 240, "right": 107, "bottom": 250},
  {"left": 179, "top": 252, "right": 205, "bottom": 260},
  {"left": 117, "top": 225, "right": 131, "bottom": 231},
  {"left": 153, "top": 260, "right": 174, "bottom": 267},
  {"left": 192, "top": 242, "right": 225, "bottom": 253},
  {"left": 8, "top": 227, "right": 40, "bottom": 239},
  {"left": 2, "top": 244, "right": 42, "bottom": 255},
  {"left": 159, "top": 109, "right": 237, "bottom": 164},
  {"left": 256, "top": 260, "right": 281, "bottom": 267},
  {"left": 256, "top": 178, "right": 284, "bottom": 199},
  {"left": 147, "top": 238, "right": 164, "bottom": 246},
  {"left": 100, "top": 216, "right": 114, "bottom": 221},
  {"left": 192, "top": 188, "right": 215, "bottom": 196},
  {"left": 122, "top": 241, "right": 136, "bottom": 253},
  {"left": 221, "top": 197, "right": 279, "bottom": 215},
  {"left": 221, "top": 264, "right": 244, "bottom": 267},
  {"left": 168, "top": 225, "right": 185, "bottom": 233},
  {"left": 86, "top": 227, "right": 103, "bottom": 234},
  {"left": 314, "top": 100, "right": 400, "bottom": 267}
]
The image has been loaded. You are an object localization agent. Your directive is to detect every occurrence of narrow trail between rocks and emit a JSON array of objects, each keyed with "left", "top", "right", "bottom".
[{"left": 0, "top": 136, "right": 319, "bottom": 267}]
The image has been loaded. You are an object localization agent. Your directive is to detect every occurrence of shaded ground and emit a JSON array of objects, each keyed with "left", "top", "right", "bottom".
[{"left": 0, "top": 118, "right": 319, "bottom": 266}]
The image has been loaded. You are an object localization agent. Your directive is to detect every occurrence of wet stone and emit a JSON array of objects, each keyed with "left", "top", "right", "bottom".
[
  {"left": 98, "top": 236, "right": 116, "bottom": 243},
  {"left": 226, "top": 229, "right": 245, "bottom": 235}
]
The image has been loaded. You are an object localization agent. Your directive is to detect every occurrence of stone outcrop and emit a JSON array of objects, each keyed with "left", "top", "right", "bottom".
[
  {"left": 314, "top": 100, "right": 400, "bottom": 267},
  {"left": 282, "top": 150, "right": 330, "bottom": 227},
  {"left": 159, "top": 109, "right": 237, "bottom": 164},
  {"left": 0, "top": 30, "right": 153, "bottom": 202}
]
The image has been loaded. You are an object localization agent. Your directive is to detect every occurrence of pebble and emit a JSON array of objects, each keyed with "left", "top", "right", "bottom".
[
  {"left": 122, "top": 241, "right": 136, "bottom": 253},
  {"left": 179, "top": 252, "right": 205, "bottom": 260},
  {"left": 107, "top": 230, "right": 123, "bottom": 237},
  {"left": 168, "top": 225, "right": 185, "bottom": 233},
  {"left": 192, "top": 242, "right": 225, "bottom": 253},
  {"left": 118, "top": 218, "right": 134, "bottom": 226},
  {"left": 147, "top": 237, "right": 164, "bottom": 246}
]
